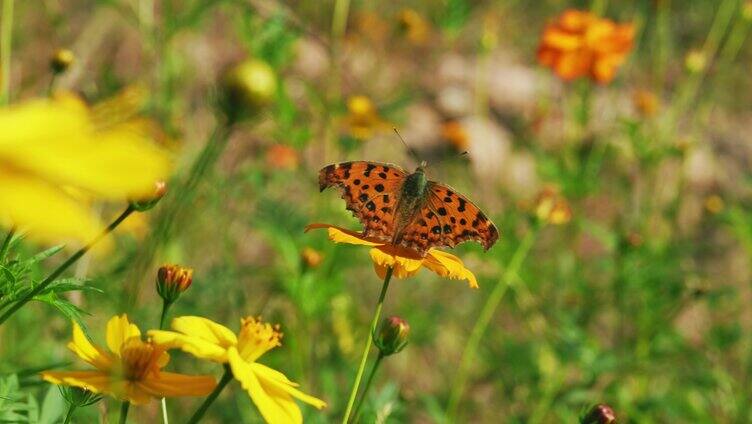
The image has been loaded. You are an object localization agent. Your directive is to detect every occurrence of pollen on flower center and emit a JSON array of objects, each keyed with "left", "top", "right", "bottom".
[
  {"left": 236, "top": 317, "right": 282, "bottom": 362},
  {"left": 118, "top": 338, "right": 163, "bottom": 381}
]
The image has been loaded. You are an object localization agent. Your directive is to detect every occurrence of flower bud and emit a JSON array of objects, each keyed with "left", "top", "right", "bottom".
[
  {"left": 581, "top": 404, "right": 616, "bottom": 424},
  {"left": 59, "top": 386, "right": 102, "bottom": 408},
  {"left": 129, "top": 181, "right": 167, "bottom": 212},
  {"left": 534, "top": 187, "right": 572, "bottom": 225},
  {"left": 373, "top": 316, "right": 410, "bottom": 356},
  {"left": 156, "top": 264, "right": 193, "bottom": 304},
  {"left": 685, "top": 49, "right": 707, "bottom": 73},
  {"left": 50, "top": 49, "right": 75, "bottom": 74},
  {"left": 301, "top": 247, "right": 324, "bottom": 268},
  {"left": 221, "top": 59, "right": 277, "bottom": 121}
]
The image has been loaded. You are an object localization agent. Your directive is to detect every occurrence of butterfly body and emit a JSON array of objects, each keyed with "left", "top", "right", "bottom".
[{"left": 319, "top": 161, "right": 498, "bottom": 257}]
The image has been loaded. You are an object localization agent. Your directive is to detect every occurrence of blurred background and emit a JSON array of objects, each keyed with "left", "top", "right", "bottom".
[{"left": 3, "top": 0, "right": 752, "bottom": 422}]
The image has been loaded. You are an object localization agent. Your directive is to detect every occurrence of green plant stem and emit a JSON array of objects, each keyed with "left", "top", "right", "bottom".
[
  {"left": 124, "top": 120, "right": 234, "bottom": 308},
  {"left": 330, "top": 0, "right": 350, "bottom": 42},
  {"left": 342, "top": 266, "right": 393, "bottom": 424},
  {"left": 446, "top": 228, "right": 539, "bottom": 420},
  {"left": 0, "top": 227, "right": 14, "bottom": 262},
  {"left": 0, "top": 0, "right": 13, "bottom": 106},
  {"left": 352, "top": 351, "right": 384, "bottom": 421},
  {"left": 158, "top": 300, "right": 172, "bottom": 424},
  {"left": 187, "top": 365, "right": 233, "bottom": 424},
  {"left": 63, "top": 404, "right": 76, "bottom": 424},
  {"left": 0, "top": 206, "right": 135, "bottom": 326},
  {"left": 118, "top": 401, "right": 130, "bottom": 424},
  {"left": 159, "top": 301, "right": 172, "bottom": 330}
]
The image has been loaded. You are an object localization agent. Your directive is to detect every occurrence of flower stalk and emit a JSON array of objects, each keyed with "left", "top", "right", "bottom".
[
  {"left": 0, "top": 205, "right": 135, "bottom": 325},
  {"left": 342, "top": 266, "right": 393, "bottom": 424},
  {"left": 119, "top": 401, "right": 130, "bottom": 424},
  {"left": 186, "top": 365, "right": 233, "bottom": 424},
  {"left": 446, "top": 227, "right": 539, "bottom": 420},
  {"left": 351, "top": 352, "right": 383, "bottom": 421}
]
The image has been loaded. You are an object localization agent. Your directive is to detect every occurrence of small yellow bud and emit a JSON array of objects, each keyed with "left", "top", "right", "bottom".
[
  {"left": 685, "top": 49, "right": 707, "bottom": 73},
  {"left": 50, "top": 49, "right": 75, "bottom": 74},
  {"left": 581, "top": 404, "right": 616, "bottom": 424},
  {"left": 374, "top": 316, "right": 410, "bottom": 356},
  {"left": 534, "top": 187, "right": 572, "bottom": 225},
  {"left": 301, "top": 247, "right": 324, "bottom": 268},
  {"left": 743, "top": 1, "right": 752, "bottom": 20},
  {"left": 221, "top": 59, "right": 277, "bottom": 121},
  {"left": 156, "top": 264, "right": 193, "bottom": 303},
  {"left": 129, "top": 181, "right": 167, "bottom": 212},
  {"left": 704, "top": 194, "right": 724, "bottom": 214}
]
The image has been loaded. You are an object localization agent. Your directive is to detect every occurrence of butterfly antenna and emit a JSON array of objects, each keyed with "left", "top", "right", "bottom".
[{"left": 393, "top": 127, "right": 423, "bottom": 164}]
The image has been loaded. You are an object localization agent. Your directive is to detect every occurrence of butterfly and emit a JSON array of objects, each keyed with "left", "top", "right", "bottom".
[{"left": 319, "top": 161, "right": 499, "bottom": 257}]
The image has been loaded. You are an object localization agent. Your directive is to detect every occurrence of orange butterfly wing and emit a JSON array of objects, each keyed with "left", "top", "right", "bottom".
[
  {"left": 397, "top": 182, "right": 499, "bottom": 255},
  {"left": 319, "top": 161, "right": 407, "bottom": 244}
]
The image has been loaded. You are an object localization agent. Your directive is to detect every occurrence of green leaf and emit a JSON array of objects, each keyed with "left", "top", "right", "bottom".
[{"left": 38, "top": 386, "right": 64, "bottom": 424}]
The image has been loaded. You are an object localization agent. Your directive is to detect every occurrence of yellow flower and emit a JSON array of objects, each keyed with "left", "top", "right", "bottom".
[
  {"left": 537, "top": 9, "right": 634, "bottom": 83},
  {"left": 344, "top": 95, "right": 386, "bottom": 140},
  {"left": 40, "top": 315, "right": 216, "bottom": 405},
  {"left": 149, "top": 316, "right": 327, "bottom": 423},
  {"left": 0, "top": 94, "right": 170, "bottom": 244},
  {"left": 534, "top": 187, "right": 572, "bottom": 225},
  {"left": 304, "top": 223, "right": 478, "bottom": 288},
  {"left": 396, "top": 9, "right": 430, "bottom": 46}
]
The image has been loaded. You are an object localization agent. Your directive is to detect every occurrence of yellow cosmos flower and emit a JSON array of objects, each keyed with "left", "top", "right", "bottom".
[
  {"left": 344, "top": 95, "right": 387, "bottom": 140},
  {"left": 0, "top": 94, "right": 170, "bottom": 244},
  {"left": 40, "top": 315, "right": 216, "bottom": 405},
  {"left": 304, "top": 223, "right": 478, "bottom": 288},
  {"left": 149, "top": 316, "right": 327, "bottom": 423}
]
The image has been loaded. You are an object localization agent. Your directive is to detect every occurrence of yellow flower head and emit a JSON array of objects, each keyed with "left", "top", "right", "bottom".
[
  {"left": 0, "top": 93, "right": 171, "bottom": 244},
  {"left": 537, "top": 9, "right": 634, "bottom": 83},
  {"left": 344, "top": 95, "right": 386, "bottom": 140},
  {"left": 40, "top": 315, "right": 216, "bottom": 405},
  {"left": 304, "top": 223, "right": 478, "bottom": 288},
  {"left": 149, "top": 316, "right": 327, "bottom": 423},
  {"left": 533, "top": 187, "right": 572, "bottom": 225}
]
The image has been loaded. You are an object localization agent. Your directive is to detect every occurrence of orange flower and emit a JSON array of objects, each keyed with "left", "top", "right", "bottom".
[
  {"left": 266, "top": 144, "right": 299, "bottom": 170},
  {"left": 537, "top": 9, "right": 634, "bottom": 83},
  {"left": 305, "top": 223, "right": 478, "bottom": 288},
  {"left": 441, "top": 121, "right": 469, "bottom": 151}
]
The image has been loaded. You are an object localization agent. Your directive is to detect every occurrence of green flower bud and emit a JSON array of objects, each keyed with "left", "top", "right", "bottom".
[
  {"left": 581, "top": 404, "right": 616, "bottom": 424},
  {"left": 221, "top": 59, "right": 277, "bottom": 121},
  {"left": 59, "top": 386, "right": 102, "bottom": 408},
  {"left": 156, "top": 264, "right": 193, "bottom": 304},
  {"left": 373, "top": 316, "right": 410, "bottom": 356},
  {"left": 129, "top": 181, "right": 167, "bottom": 212}
]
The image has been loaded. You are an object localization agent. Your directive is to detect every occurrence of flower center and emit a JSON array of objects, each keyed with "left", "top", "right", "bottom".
[
  {"left": 118, "top": 337, "right": 163, "bottom": 381},
  {"left": 236, "top": 317, "right": 282, "bottom": 362}
]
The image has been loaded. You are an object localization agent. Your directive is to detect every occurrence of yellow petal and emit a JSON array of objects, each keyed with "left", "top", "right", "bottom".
[
  {"left": 41, "top": 370, "right": 111, "bottom": 395},
  {"left": 251, "top": 363, "right": 327, "bottom": 410},
  {"left": 227, "top": 347, "right": 302, "bottom": 424},
  {"left": 148, "top": 329, "right": 230, "bottom": 363},
  {"left": 423, "top": 250, "right": 479, "bottom": 288},
  {"left": 138, "top": 372, "right": 216, "bottom": 398},
  {"left": 171, "top": 315, "right": 237, "bottom": 346},
  {"left": 369, "top": 248, "right": 423, "bottom": 279},
  {"left": 67, "top": 321, "right": 113, "bottom": 371},
  {"left": 0, "top": 170, "right": 102, "bottom": 244},
  {"left": 106, "top": 314, "right": 141, "bottom": 356},
  {"left": 304, "top": 223, "right": 382, "bottom": 247},
  {"left": 0, "top": 100, "right": 171, "bottom": 199}
]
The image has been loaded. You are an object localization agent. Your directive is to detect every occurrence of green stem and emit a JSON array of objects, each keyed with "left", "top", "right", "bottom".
[
  {"left": 352, "top": 352, "right": 384, "bottom": 421},
  {"left": 0, "top": 227, "right": 14, "bottom": 263},
  {"left": 445, "top": 228, "right": 539, "bottom": 420},
  {"left": 330, "top": 0, "right": 350, "bottom": 41},
  {"left": 187, "top": 365, "right": 233, "bottom": 424},
  {"left": 0, "top": 0, "right": 13, "bottom": 106},
  {"left": 0, "top": 206, "right": 135, "bottom": 326},
  {"left": 342, "top": 266, "right": 393, "bottom": 424},
  {"left": 118, "top": 401, "right": 130, "bottom": 424},
  {"left": 63, "top": 404, "right": 76, "bottom": 424},
  {"left": 160, "top": 397, "right": 169, "bottom": 424},
  {"left": 159, "top": 301, "right": 172, "bottom": 330}
]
